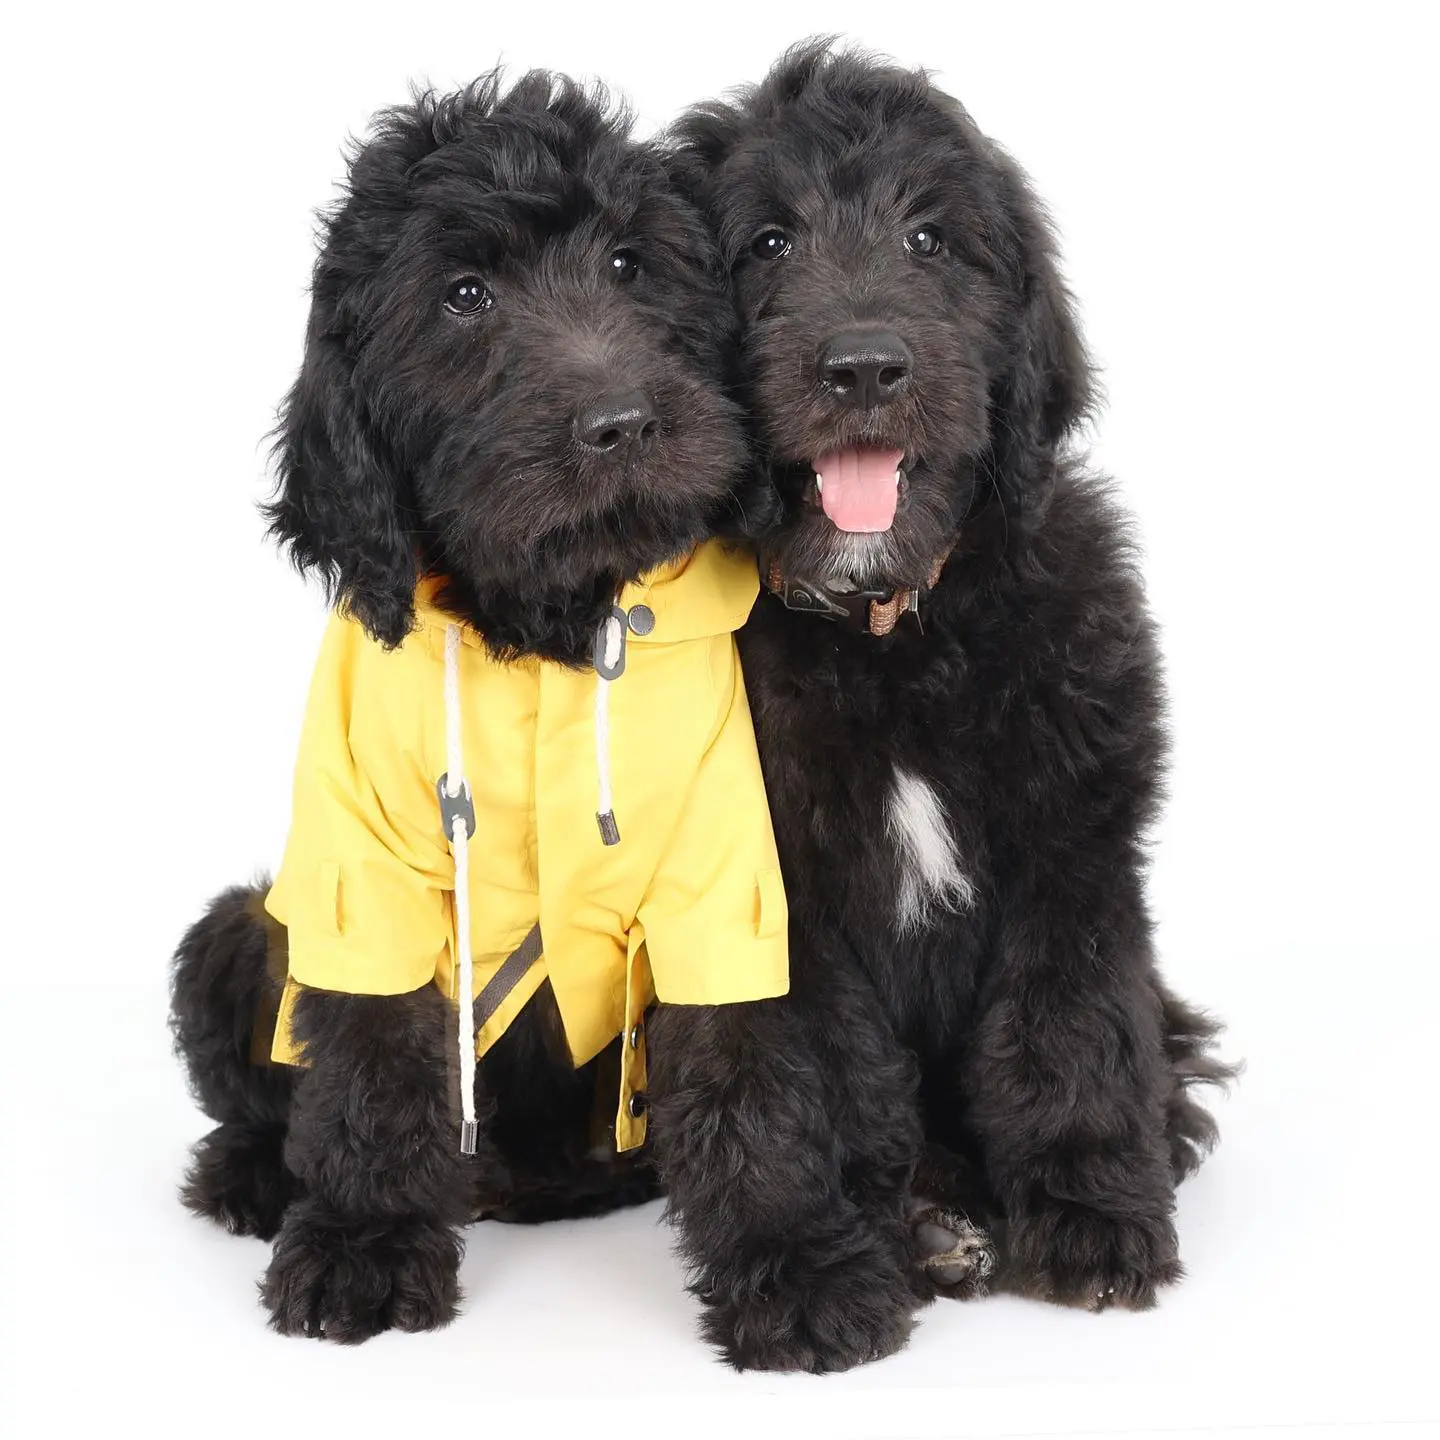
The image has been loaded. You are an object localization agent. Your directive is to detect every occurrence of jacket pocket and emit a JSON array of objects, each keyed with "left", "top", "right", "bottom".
[
  {"left": 315, "top": 859, "right": 344, "bottom": 937},
  {"left": 755, "top": 866, "right": 786, "bottom": 940}
]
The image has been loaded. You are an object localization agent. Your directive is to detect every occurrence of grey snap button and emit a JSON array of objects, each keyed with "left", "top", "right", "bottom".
[
  {"left": 628, "top": 1091, "right": 648, "bottom": 1118},
  {"left": 629, "top": 1022, "right": 643, "bottom": 1050},
  {"left": 627, "top": 604, "right": 656, "bottom": 636}
]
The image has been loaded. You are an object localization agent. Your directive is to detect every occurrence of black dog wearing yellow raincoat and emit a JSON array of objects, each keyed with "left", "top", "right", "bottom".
[{"left": 169, "top": 73, "right": 790, "bottom": 1342}]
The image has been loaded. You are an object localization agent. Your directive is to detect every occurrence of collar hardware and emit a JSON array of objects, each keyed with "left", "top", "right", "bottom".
[{"left": 762, "top": 550, "right": 949, "bottom": 638}]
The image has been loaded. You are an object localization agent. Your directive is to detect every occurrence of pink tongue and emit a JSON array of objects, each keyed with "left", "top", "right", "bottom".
[{"left": 813, "top": 446, "right": 904, "bottom": 533}]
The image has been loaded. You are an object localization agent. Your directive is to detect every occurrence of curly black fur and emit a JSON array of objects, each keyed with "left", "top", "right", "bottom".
[
  {"left": 265, "top": 70, "right": 757, "bottom": 662},
  {"left": 648, "top": 954, "right": 927, "bottom": 1371},
  {"left": 171, "top": 70, "right": 746, "bottom": 1341},
  {"left": 650, "top": 41, "right": 1235, "bottom": 1370},
  {"left": 171, "top": 885, "right": 296, "bottom": 1238}
]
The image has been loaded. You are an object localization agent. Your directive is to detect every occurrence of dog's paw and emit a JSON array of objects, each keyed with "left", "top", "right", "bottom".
[
  {"left": 699, "top": 1244, "right": 917, "bottom": 1374},
  {"left": 1007, "top": 1203, "right": 1181, "bottom": 1312},
  {"left": 182, "top": 1123, "right": 296, "bottom": 1240},
  {"left": 909, "top": 1204, "right": 997, "bottom": 1300},
  {"left": 261, "top": 1204, "right": 462, "bottom": 1342}
]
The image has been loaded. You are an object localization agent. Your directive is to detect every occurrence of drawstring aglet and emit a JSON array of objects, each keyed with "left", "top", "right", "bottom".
[{"left": 459, "top": 1120, "right": 479, "bottom": 1156}]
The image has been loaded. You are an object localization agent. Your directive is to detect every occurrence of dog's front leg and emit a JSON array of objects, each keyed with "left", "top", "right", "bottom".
[
  {"left": 260, "top": 984, "right": 480, "bottom": 1342},
  {"left": 647, "top": 966, "right": 925, "bottom": 1373},
  {"left": 965, "top": 861, "right": 1182, "bottom": 1311}
]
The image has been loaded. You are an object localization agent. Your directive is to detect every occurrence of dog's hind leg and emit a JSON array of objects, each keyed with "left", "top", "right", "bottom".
[
  {"left": 169, "top": 882, "right": 297, "bottom": 1239},
  {"left": 480, "top": 1153, "right": 661, "bottom": 1223},
  {"left": 473, "top": 990, "right": 663, "bottom": 1223},
  {"left": 908, "top": 1141, "right": 999, "bottom": 1300}
]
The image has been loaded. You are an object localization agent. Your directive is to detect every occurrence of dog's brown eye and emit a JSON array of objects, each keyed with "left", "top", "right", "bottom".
[
  {"left": 751, "top": 229, "right": 791, "bottom": 261},
  {"left": 904, "top": 225, "right": 943, "bottom": 258},
  {"left": 444, "top": 277, "right": 492, "bottom": 315},
  {"left": 609, "top": 249, "right": 641, "bottom": 283}
]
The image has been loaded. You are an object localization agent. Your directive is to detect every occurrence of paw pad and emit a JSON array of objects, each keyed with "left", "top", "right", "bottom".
[{"left": 913, "top": 1207, "right": 998, "bottom": 1296}]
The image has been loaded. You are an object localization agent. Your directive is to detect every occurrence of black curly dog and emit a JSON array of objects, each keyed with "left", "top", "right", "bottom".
[
  {"left": 170, "top": 72, "right": 767, "bottom": 1341},
  {"left": 173, "top": 55, "right": 1232, "bottom": 1370},
  {"left": 642, "top": 43, "right": 1235, "bottom": 1370}
]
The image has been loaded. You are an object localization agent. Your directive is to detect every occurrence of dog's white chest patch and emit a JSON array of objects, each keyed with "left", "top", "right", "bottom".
[{"left": 886, "top": 766, "right": 974, "bottom": 933}]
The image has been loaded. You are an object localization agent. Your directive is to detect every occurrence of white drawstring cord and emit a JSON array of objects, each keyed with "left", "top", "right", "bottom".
[
  {"left": 594, "top": 611, "right": 624, "bottom": 846},
  {"left": 443, "top": 611, "right": 623, "bottom": 1151},
  {"left": 442, "top": 623, "right": 479, "bottom": 1155}
]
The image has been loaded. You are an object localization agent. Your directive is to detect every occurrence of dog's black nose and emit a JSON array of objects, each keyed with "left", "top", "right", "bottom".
[
  {"left": 575, "top": 389, "right": 660, "bottom": 455},
  {"left": 818, "top": 330, "right": 912, "bottom": 409}
]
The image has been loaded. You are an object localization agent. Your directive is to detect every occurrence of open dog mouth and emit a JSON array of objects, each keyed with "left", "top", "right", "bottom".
[{"left": 805, "top": 445, "right": 908, "bottom": 533}]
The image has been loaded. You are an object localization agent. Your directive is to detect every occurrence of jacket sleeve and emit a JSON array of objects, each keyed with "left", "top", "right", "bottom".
[
  {"left": 265, "top": 612, "right": 452, "bottom": 999},
  {"left": 635, "top": 639, "right": 790, "bottom": 1005}
]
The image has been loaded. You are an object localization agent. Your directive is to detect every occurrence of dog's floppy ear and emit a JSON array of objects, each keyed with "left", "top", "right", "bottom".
[
  {"left": 659, "top": 112, "right": 782, "bottom": 543},
  {"left": 983, "top": 146, "right": 1094, "bottom": 522},
  {"left": 266, "top": 307, "right": 418, "bottom": 649},
  {"left": 263, "top": 98, "right": 454, "bottom": 649}
]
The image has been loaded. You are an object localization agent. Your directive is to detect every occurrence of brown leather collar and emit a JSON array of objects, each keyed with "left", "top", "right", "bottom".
[{"left": 760, "top": 548, "right": 952, "bottom": 637}]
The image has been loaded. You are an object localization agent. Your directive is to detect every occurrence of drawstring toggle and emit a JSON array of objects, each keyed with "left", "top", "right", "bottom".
[
  {"left": 436, "top": 774, "right": 475, "bottom": 840},
  {"left": 592, "top": 605, "right": 629, "bottom": 679}
]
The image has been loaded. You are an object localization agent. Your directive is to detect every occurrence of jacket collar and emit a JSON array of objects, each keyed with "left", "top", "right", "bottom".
[
  {"left": 617, "top": 539, "right": 758, "bottom": 644},
  {"left": 413, "top": 539, "right": 759, "bottom": 653}
]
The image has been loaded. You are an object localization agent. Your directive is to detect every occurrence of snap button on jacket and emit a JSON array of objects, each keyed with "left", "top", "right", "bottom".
[{"left": 264, "top": 540, "right": 790, "bottom": 1150}]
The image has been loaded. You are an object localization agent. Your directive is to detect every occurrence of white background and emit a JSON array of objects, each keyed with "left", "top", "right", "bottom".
[{"left": 2, "top": 3, "right": 1436, "bottom": 1437}]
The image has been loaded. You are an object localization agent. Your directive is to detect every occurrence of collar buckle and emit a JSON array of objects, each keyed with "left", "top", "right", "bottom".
[
  {"left": 762, "top": 548, "right": 952, "bottom": 639},
  {"left": 776, "top": 575, "right": 899, "bottom": 633},
  {"left": 770, "top": 570, "right": 921, "bottom": 637}
]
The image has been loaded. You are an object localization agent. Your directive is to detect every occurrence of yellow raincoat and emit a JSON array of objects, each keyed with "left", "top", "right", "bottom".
[{"left": 265, "top": 539, "right": 789, "bottom": 1150}]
